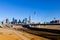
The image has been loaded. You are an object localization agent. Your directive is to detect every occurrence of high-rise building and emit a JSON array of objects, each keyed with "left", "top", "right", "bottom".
[
  {"left": 22, "top": 18, "right": 28, "bottom": 24},
  {"left": 11, "top": 18, "right": 16, "bottom": 24},
  {"left": 14, "top": 19, "right": 17, "bottom": 24},
  {"left": 5, "top": 19, "right": 10, "bottom": 24},
  {"left": 18, "top": 19, "right": 21, "bottom": 24},
  {"left": 28, "top": 16, "right": 31, "bottom": 24},
  {"left": 1, "top": 21, "right": 3, "bottom": 24},
  {"left": 12, "top": 18, "right": 15, "bottom": 24},
  {"left": 24, "top": 18, "right": 28, "bottom": 24},
  {"left": 22, "top": 19, "right": 25, "bottom": 23},
  {"left": 6, "top": 19, "right": 9, "bottom": 23},
  {"left": 3, "top": 18, "right": 10, "bottom": 24}
]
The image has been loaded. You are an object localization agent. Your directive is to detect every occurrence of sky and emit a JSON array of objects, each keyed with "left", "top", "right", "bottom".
[{"left": 0, "top": 0, "right": 60, "bottom": 23}]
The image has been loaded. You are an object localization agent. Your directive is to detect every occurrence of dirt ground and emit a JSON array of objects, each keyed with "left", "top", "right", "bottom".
[{"left": 0, "top": 28, "right": 49, "bottom": 40}]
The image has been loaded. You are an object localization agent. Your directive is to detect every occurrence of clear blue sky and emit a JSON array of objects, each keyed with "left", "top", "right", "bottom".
[{"left": 0, "top": 0, "right": 60, "bottom": 22}]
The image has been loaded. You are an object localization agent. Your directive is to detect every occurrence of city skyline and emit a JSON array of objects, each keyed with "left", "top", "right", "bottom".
[{"left": 0, "top": 0, "right": 60, "bottom": 22}]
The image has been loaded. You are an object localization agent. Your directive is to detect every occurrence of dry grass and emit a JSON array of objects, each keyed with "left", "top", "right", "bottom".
[
  {"left": 0, "top": 28, "right": 50, "bottom": 40},
  {"left": 0, "top": 28, "right": 22, "bottom": 40},
  {"left": 17, "top": 30, "right": 50, "bottom": 40},
  {"left": 20, "top": 28, "right": 60, "bottom": 40}
]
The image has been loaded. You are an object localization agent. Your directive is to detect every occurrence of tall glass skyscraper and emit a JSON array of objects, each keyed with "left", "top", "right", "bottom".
[{"left": 29, "top": 16, "right": 31, "bottom": 24}]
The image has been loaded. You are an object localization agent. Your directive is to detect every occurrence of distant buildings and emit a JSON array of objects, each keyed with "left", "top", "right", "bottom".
[
  {"left": 0, "top": 15, "right": 32, "bottom": 25},
  {"left": 21, "top": 16, "right": 31, "bottom": 24},
  {"left": 11, "top": 18, "right": 18, "bottom": 24},
  {"left": 50, "top": 20, "right": 60, "bottom": 24},
  {"left": 1, "top": 16, "right": 60, "bottom": 25},
  {"left": 22, "top": 18, "right": 28, "bottom": 24},
  {"left": 2, "top": 18, "right": 10, "bottom": 24}
]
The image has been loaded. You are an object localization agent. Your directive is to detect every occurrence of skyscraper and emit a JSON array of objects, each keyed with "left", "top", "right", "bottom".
[
  {"left": 11, "top": 18, "right": 15, "bottom": 24},
  {"left": 28, "top": 16, "right": 31, "bottom": 24},
  {"left": 12, "top": 18, "right": 15, "bottom": 24},
  {"left": 6, "top": 19, "right": 9, "bottom": 23},
  {"left": 14, "top": 19, "right": 17, "bottom": 24},
  {"left": 22, "top": 19, "right": 25, "bottom": 23},
  {"left": 24, "top": 18, "right": 28, "bottom": 24},
  {"left": 5, "top": 18, "right": 10, "bottom": 24},
  {"left": 18, "top": 19, "right": 21, "bottom": 24}
]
